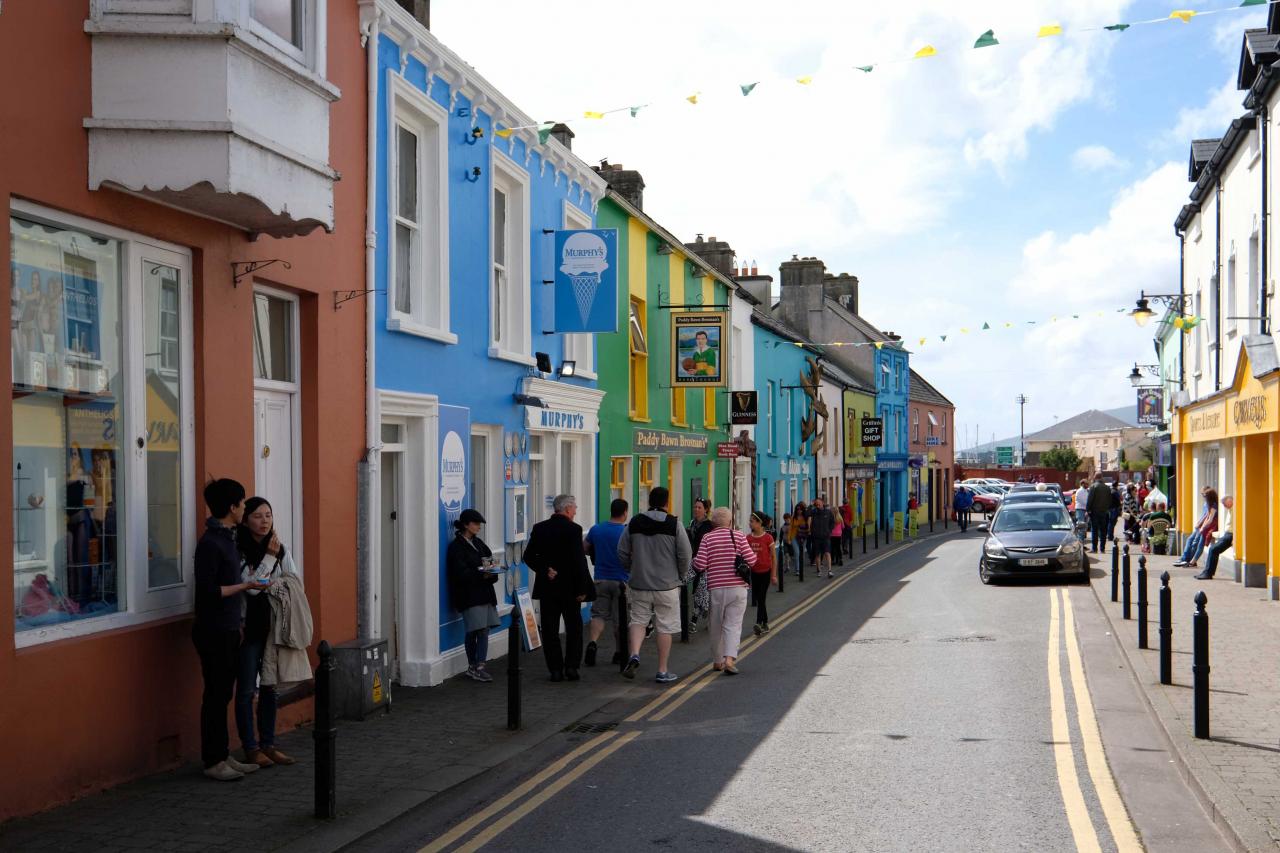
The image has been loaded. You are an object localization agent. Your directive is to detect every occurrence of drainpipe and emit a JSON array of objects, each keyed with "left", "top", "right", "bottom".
[
  {"left": 356, "top": 9, "right": 382, "bottom": 638},
  {"left": 1177, "top": 229, "right": 1186, "bottom": 391},
  {"left": 1262, "top": 104, "right": 1271, "bottom": 336},
  {"left": 1215, "top": 181, "right": 1222, "bottom": 391}
]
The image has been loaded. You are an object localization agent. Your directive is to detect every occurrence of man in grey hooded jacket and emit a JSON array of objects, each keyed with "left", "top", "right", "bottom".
[{"left": 617, "top": 486, "right": 692, "bottom": 683}]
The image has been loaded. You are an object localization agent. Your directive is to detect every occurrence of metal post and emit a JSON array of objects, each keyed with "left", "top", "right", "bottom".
[
  {"left": 862, "top": 522, "right": 867, "bottom": 554},
  {"left": 874, "top": 521, "right": 879, "bottom": 550},
  {"left": 1121, "top": 545, "right": 1131, "bottom": 620},
  {"left": 1137, "top": 556, "right": 1149, "bottom": 649},
  {"left": 1159, "top": 571, "right": 1172, "bottom": 685},
  {"left": 507, "top": 599, "right": 522, "bottom": 730},
  {"left": 799, "top": 538, "right": 806, "bottom": 582},
  {"left": 1192, "top": 591, "right": 1210, "bottom": 739},
  {"left": 776, "top": 541, "right": 784, "bottom": 593},
  {"left": 616, "top": 584, "right": 629, "bottom": 673},
  {"left": 679, "top": 581, "right": 689, "bottom": 643},
  {"left": 313, "top": 640, "right": 336, "bottom": 820},
  {"left": 1111, "top": 546, "right": 1119, "bottom": 602}
]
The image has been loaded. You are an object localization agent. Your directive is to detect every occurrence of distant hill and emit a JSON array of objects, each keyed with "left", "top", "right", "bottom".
[{"left": 962, "top": 405, "right": 1140, "bottom": 453}]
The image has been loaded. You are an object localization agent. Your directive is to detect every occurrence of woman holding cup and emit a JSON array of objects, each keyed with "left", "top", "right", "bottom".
[{"left": 446, "top": 508, "right": 502, "bottom": 682}]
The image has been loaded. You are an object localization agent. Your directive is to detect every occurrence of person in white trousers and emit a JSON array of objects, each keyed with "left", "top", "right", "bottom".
[{"left": 692, "top": 507, "right": 756, "bottom": 675}]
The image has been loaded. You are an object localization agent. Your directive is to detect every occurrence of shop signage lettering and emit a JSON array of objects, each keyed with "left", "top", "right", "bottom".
[
  {"left": 925, "top": 436, "right": 941, "bottom": 446},
  {"left": 877, "top": 458, "right": 906, "bottom": 471},
  {"left": 632, "top": 429, "right": 710, "bottom": 455},
  {"left": 780, "top": 459, "right": 808, "bottom": 475},
  {"left": 730, "top": 391, "right": 758, "bottom": 425},
  {"left": 1233, "top": 395, "right": 1267, "bottom": 431},
  {"left": 716, "top": 441, "right": 740, "bottom": 458},
  {"left": 1188, "top": 410, "right": 1222, "bottom": 435},
  {"left": 860, "top": 417, "right": 883, "bottom": 447},
  {"left": 524, "top": 406, "right": 597, "bottom": 434},
  {"left": 538, "top": 410, "right": 585, "bottom": 431},
  {"left": 845, "top": 465, "right": 876, "bottom": 480}
]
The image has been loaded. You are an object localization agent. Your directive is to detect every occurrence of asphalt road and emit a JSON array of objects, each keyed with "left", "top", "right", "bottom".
[{"left": 349, "top": 533, "right": 1228, "bottom": 853}]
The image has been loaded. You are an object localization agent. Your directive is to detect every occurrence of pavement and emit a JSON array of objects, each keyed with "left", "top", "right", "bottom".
[
  {"left": 1089, "top": 544, "right": 1280, "bottom": 851},
  {"left": 0, "top": 526, "right": 945, "bottom": 853}
]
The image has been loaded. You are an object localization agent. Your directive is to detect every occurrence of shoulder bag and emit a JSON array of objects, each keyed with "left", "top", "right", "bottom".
[{"left": 729, "top": 529, "right": 752, "bottom": 583}]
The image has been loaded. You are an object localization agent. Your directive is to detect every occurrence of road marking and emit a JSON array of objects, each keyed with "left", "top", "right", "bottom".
[
  {"left": 452, "top": 731, "right": 642, "bottom": 853},
  {"left": 1048, "top": 589, "right": 1103, "bottom": 853},
  {"left": 417, "top": 730, "right": 619, "bottom": 853},
  {"left": 1060, "top": 590, "right": 1143, "bottom": 852}
]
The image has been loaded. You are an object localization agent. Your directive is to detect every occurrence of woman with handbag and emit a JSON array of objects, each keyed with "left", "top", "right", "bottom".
[
  {"left": 692, "top": 507, "right": 756, "bottom": 675},
  {"left": 746, "top": 512, "right": 777, "bottom": 635}
]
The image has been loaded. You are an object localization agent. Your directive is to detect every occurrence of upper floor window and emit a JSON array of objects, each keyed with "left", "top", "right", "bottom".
[
  {"left": 766, "top": 380, "right": 775, "bottom": 454},
  {"left": 912, "top": 409, "right": 920, "bottom": 442},
  {"left": 252, "top": 0, "right": 303, "bottom": 48},
  {"left": 489, "top": 149, "right": 532, "bottom": 364},
  {"left": 388, "top": 75, "right": 452, "bottom": 343},
  {"left": 628, "top": 298, "right": 648, "bottom": 419},
  {"left": 247, "top": 0, "right": 324, "bottom": 73}
]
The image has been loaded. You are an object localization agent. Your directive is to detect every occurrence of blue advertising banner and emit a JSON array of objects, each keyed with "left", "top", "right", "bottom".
[{"left": 553, "top": 229, "right": 619, "bottom": 333}]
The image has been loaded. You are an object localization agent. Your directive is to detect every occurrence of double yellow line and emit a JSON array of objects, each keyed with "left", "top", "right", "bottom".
[
  {"left": 421, "top": 538, "right": 926, "bottom": 852},
  {"left": 1047, "top": 588, "right": 1141, "bottom": 853}
]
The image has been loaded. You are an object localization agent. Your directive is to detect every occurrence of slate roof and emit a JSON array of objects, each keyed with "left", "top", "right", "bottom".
[
  {"left": 1189, "top": 138, "right": 1221, "bottom": 182},
  {"left": 1024, "top": 409, "right": 1134, "bottom": 442},
  {"left": 1239, "top": 29, "right": 1280, "bottom": 90},
  {"left": 908, "top": 369, "right": 952, "bottom": 408}
]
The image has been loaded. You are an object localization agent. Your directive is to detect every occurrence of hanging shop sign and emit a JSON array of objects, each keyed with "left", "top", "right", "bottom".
[
  {"left": 671, "top": 312, "right": 726, "bottom": 387},
  {"left": 908, "top": 455, "right": 926, "bottom": 469},
  {"left": 860, "top": 417, "right": 883, "bottom": 447},
  {"left": 553, "top": 229, "right": 619, "bottom": 333},
  {"left": 633, "top": 428, "right": 710, "bottom": 455},
  {"left": 1136, "top": 388, "right": 1163, "bottom": 426},
  {"left": 716, "top": 441, "right": 741, "bottom": 458},
  {"left": 730, "top": 390, "right": 758, "bottom": 425}
]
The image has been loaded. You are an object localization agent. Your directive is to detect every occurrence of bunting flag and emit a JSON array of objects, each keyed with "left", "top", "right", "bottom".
[
  {"left": 584, "top": 111, "right": 605, "bottom": 120},
  {"left": 1170, "top": 9, "right": 1198, "bottom": 21},
  {"left": 740, "top": 82, "right": 758, "bottom": 96},
  {"left": 1037, "top": 23, "right": 1063, "bottom": 37},
  {"left": 537, "top": 121, "right": 554, "bottom": 144},
  {"left": 630, "top": 106, "right": 644, "bottom": 117},
  {"left": 919, "top": 337, "right": 928, "bottom": 346},
  {"left": 1106, "top": 23, "right": 1132, "bottom": 30},
  {"left": 856, "top": 65, "right": 874, "bottom": 73},
  {"left": 796, "top": 76, "right": 814, "bottom": 85},
  {"left": 686, "top": 93, "right": 699, "bottom": 104},
  {"left": 974, "top": 29, "right": 999, "bottom": 48},
  {"left": 494, "top": 128, "right": 514, "bottom": 139},
  {"left": 981, "top": 322, "right": 991, "bottom": 330},
  {"left": 914, "top": 45, "right": 938, "bottom": 59}
]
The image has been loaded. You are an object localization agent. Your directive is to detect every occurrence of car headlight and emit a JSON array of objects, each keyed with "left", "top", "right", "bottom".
[
  {"left": 983, "top": 539, "right": 1006, "bottom": 557},
  {"left": 1058, "top": 538, "right": 1082, "bottom": 555}
]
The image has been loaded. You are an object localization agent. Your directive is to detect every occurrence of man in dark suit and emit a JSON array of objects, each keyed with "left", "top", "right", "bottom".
[{"left": 524, "top": 494, "right": 595, "bottom": 682}]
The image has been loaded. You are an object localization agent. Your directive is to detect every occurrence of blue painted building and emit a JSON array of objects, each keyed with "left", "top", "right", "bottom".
[
  {"left": 751, "top": 311, "right": 817, "bottom": 527},
  {"left": 361, "top": 2, "right": 607, "bottom": 686},
  {"left": 873, "top": 343, "right": 910, "bottom": 531}
]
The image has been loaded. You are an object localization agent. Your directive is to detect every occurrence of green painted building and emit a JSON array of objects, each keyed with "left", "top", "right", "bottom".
[{"left": 594, "top": 188, "right": 733, "bottom": 522}]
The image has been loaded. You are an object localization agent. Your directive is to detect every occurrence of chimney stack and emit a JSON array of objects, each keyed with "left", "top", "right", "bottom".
[
  {"left": 549, "top": 123, "right": 574, "bottom": 151},
  {"left": 776, "top": 255, "right": 828, "bottom": 339},
  {"left": 593, "top": 160, "right": 645, "bottom": 210},
  {"left": 823, "top": 272, "right": 859, "bottom": 315},
  {"left": 684, "top": 233, "right": 736, "bottom": 278}
]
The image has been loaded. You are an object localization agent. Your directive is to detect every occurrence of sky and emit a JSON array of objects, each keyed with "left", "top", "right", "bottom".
[{"left": 432, "top": 0, "right": 1266, "bottom": 447}]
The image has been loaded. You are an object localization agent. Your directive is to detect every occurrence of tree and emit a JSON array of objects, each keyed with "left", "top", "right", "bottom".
[{"left": 1041, "top": 445, "right": 1082, "bottom": 474}]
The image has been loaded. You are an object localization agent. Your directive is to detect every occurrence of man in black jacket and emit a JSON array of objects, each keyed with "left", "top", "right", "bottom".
[
  {"left": 524, "top": 494, "right": 595, "bottom": 682},
  {"left": 1085, "top": 476, "right": 1114, "bottom": 554}
]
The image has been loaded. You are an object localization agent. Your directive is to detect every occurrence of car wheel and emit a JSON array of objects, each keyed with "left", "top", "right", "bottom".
[{"left": 979, "top": 560, "right": 995, "bottom": 585}]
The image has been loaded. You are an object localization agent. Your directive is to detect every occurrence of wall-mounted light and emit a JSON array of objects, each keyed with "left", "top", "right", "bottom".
[
  {"left": 559, "top": 360, "right": 577, "bottom": 378},
  {"left": 465, "top": 126, "right": 484, "bottom": 145},
  {"left": 535, "top": 351, "right": 553, "bottom": 373},
  {"left": 465, "top": 166, "right": 482, "bottom": 183},
  {"left": 1130, "top": 297, "right": 1154, "bottom": 327}
]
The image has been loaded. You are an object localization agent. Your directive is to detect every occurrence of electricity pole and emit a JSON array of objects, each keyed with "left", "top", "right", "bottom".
[{"left": 1016, "top": 394, "right": 1028, "bottom": 468}]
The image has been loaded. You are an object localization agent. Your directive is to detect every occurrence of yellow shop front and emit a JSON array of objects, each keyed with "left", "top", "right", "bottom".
[{"left": 1172, "top": 338, "right": 1280, "bottom": 595}]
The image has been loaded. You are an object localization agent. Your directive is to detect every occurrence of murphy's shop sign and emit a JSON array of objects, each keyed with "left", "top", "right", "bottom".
[
  {"left": 524, "top": 406, "right": 599, "bottom": 434},
  {"left": 1175, "top": 344, "right": 1279, "bottom": 444},
  {"left": 633, "top": 428, "right": 710, "bottom": 455}
]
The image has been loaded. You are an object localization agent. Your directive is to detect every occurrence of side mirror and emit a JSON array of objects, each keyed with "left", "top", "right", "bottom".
[{"left": 977, "top": 522, "right": 989, "bottom": 532}]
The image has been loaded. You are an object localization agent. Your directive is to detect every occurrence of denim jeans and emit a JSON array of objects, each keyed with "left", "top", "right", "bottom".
[
  {"left": 464, "top": 628, "right": 490, "bottom": 667},
  {"left": 1202, "top": 532, "right": 1233, "bottom": 576},
  {"left": 1090, "top": 513, "right": 1111, "bottom": 552},
  {"left": 1179, "top": 531, "right": 1206, "bottom": 564},
  {"left": 235, "top": 638, "right": 277, "bottom": 752}
]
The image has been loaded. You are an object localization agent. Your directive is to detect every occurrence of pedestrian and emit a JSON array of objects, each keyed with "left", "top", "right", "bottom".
[
  {"left": 193, "top": 478, "right": 263, "bottom": 782},
  {"left": 746, "top": 511, "right": 777, "bottom": 635},
  {"left": 693, "top": 507, "right": 756, "bottom": 674},
  {"left": 524, "top": 495, "right": 595, "bottom": 682},
  {"left": 779, "top": 512, "right": 793, "bottom": 574},
  {"left": 445, "top": 508, "right": 501, "bottom": 683},
  {"left": 1174, "top": 488, "right": 1218, "bottom": 568},
  {"left": 1138, "top": 480, "right": 1151, "bottom": 506},
  {"left": 1108, "top": 482, "right": 1122, "bottom": 545},
  {"left": 839, "top": 497, "right": 854, "bottom": 557},
  {"left": 1072, "top": 480, "right": 1089, "bottom": 530},
  {"left": 808, "top": 497, "right": 836, "bottom": 578},
  {"left": 686, "top": 498, "right": 713, "bottom": 633},
  {"left": 952, "top": 486, "right": 974, "bottom": 532},
  {"left": 789, "top": 503, "right": 808, "bottom": 574},
  {"left": 1085, "top": 476, "right": 1114, "bottom": 554},
  {"left": 830, "top": 508, "right": 844, "bottom": 566},
  {"left": 1195, "top": 495, "right": 1233, "bottom": 579},
  {"left": 617, "top": 487, "right": 692, "bottom": 683},
  {"left": 234, "top": 497, "right": 300, "bottom": 768},
  {"left": 583, "top": 498, "right": 629, "bottom": 667}
]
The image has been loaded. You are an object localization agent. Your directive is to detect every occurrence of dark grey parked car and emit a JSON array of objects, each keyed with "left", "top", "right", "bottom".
[{"left": 978, "top": 503, "right": 1088, "bottom": 584}]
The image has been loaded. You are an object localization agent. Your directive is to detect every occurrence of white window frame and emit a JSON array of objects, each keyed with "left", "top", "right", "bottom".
[
  {"left": 12, "top": 201, "right": 196, "bottom": 649},
  {"left": 489, "top": 147, "right": 534, "bottom": 365},
  {"left": 766, "top": 380, "right": 775, "bottom": 455},
  {"left": 912, "top": 409, "right": 920, "bottom": 443},
  {"left": 245, "top": 0, "right": 327, "bottom": 77},
  {"left": 1226, "top": 246, "right": 1238, "bottom": 340},
  {"left": 561, "top": 201, "right": 597, "bottom": 379},
  {"left": 387, "top": 72, "right": 454, "bottom": 344},
  {"left": 469, "top": 424, "right": 504, "bottom": 547}
]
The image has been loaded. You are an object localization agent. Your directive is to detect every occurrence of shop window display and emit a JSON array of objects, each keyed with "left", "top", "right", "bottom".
[{"left": 11, "top": 216, "right": 123, "bottom": 629}]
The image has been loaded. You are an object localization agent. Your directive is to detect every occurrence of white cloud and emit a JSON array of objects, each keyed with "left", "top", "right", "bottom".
[
  {"left": 1072, "top": 144, "right": 1126, "bottom": 172},
  {"left": 1170, "top": 79, "right": 1246, "bottom": 145}
]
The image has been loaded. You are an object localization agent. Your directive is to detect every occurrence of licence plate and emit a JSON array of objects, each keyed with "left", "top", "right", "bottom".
[{"left": 1020, "top": 558, "right": 1049, "bottom": 566}]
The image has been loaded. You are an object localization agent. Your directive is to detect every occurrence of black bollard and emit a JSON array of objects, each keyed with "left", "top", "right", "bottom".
[
  {"left": 776, "top": 543, "right": 785, "bottom": 594},
  {"left": 799, "top": 542, "right": 806, "bottom": 582},
  {"left": 313, "top": 640, "right": 336, "bottom": 820},
  {"left": 1121, "top": 545, "right": 1131, "bottom": 620},
  {"left": 874, "top": 522, "right": 880, "bottom": 551},
  {"left": 1159, "top": 571, "right": 1172, "bottom": 685},
  {"left": 1192, "top": 591, "right": 1210, "bottom": 739},
  {"left": 1111, "top": 546, "right": 1120, "bottom": 602},
  {"left": 679, "top": 581, "right": 689, "bottom": 643},
  {"left": 1137, "top": 556, "right": 1149, "bottom": 649},
  {"left": 507, "top": 599, "right": 522, "bottom": 730},
  {"left": 862, "top": 523, "right": 867, "bottom": 555}
]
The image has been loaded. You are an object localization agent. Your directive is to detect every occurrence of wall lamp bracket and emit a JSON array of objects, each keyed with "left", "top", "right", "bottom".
[
  {"left": 465, "top": 166, "right": 482, "bottom": 182},
  {"left": 231, "top": 259, "right": 291, "bottom": 287}
]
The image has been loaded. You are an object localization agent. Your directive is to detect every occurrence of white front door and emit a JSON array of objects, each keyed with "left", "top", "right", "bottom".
[{"left": 253, "top": 389, "right": 298, "bottom": 555}]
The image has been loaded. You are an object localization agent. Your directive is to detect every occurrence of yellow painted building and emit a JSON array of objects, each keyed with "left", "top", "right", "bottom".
[
  {"left": 842, "top": 388, "right": 878, "bottom": 533},
  {"left": 1172, "top": 338, "right": 1280, "bottom": 596}
]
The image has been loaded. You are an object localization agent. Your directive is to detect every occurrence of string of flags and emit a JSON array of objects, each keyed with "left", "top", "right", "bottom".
[
  {"left": 489, "top": 0, "right": 1274, "bottom": 138},
  {"left": 772, "top": 306, "right": 1203, "bottom": 352}
]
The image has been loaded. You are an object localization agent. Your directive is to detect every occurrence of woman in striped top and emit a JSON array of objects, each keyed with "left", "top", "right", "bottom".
[{"left": 692, "top": 507, "right": 756, "bottom": 675}]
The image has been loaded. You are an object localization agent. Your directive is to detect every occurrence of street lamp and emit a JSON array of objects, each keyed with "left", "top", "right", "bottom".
[
  {"left": 1128, "top": 363, "right": 1161, "bottom": 387},
  {"left": 1129, "top": 290, "right": 1191, "bottom": 326},
  {"left": 1130, "top": 297, "right": 1155, "bottom": 327}
]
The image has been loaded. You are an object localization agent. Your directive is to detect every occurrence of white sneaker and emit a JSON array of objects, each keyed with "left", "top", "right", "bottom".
[
  {"left": 203, "top": 760, "right": 245, "bottom": 782},
  {"left": 224, "top": 755, "right": 259, "bottom": 774}
]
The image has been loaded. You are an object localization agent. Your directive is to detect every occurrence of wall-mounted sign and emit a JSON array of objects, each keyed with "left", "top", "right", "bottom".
[
  {"left": 716, "top": 441, "right": 740, "bottom": 458},
  {"left": 780, "top": 459, "right": 808, "bottom": 476},
  {"left": 633, "top": 428, "right": 710, "bottom": 455},
  {"left": 553, "top": 229, "right": 619, "bottom": 333},
  {"left": 730, "top": 390, "right": 758, "bottom": 425},
  {"left": 1136, "top": 388, "right": 1164, "bottom": 426},
  {"left": 845, "top": 465, "right": 877, "bottom": 480},
  {"left": 671, "top": 312, "right": 726, "bottom": 387},
  {"left": 925, "top": 436, "right": 942, "bottom": 446},
  {"left": 877, "top": 458, "right": 906, "bottom": 472},
  {"left": 860, "top": 417, "right": 883, "bottom": 447},
  {"left": 524, "top": 407, "right": 598, "bottom": 434}
]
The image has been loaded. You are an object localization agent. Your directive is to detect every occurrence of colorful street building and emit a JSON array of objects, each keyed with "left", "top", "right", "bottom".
[
  {"left": 842, "top": 384, "right": 879, "bottom": 534},
  {"left": 362, "top": 1, "right": 607, "bottom": 685},
  {"left": 907, "top": 370, "right": 956, "bottom": 526},
  {"left": 593, "top": 177, "right": 734, "bottom": 522},
  {"left": 3, "top": 0, "right": 366, "bottom": 817},
  {"left": 751, "top": 311, "right": 819, "bottom": 524}
]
